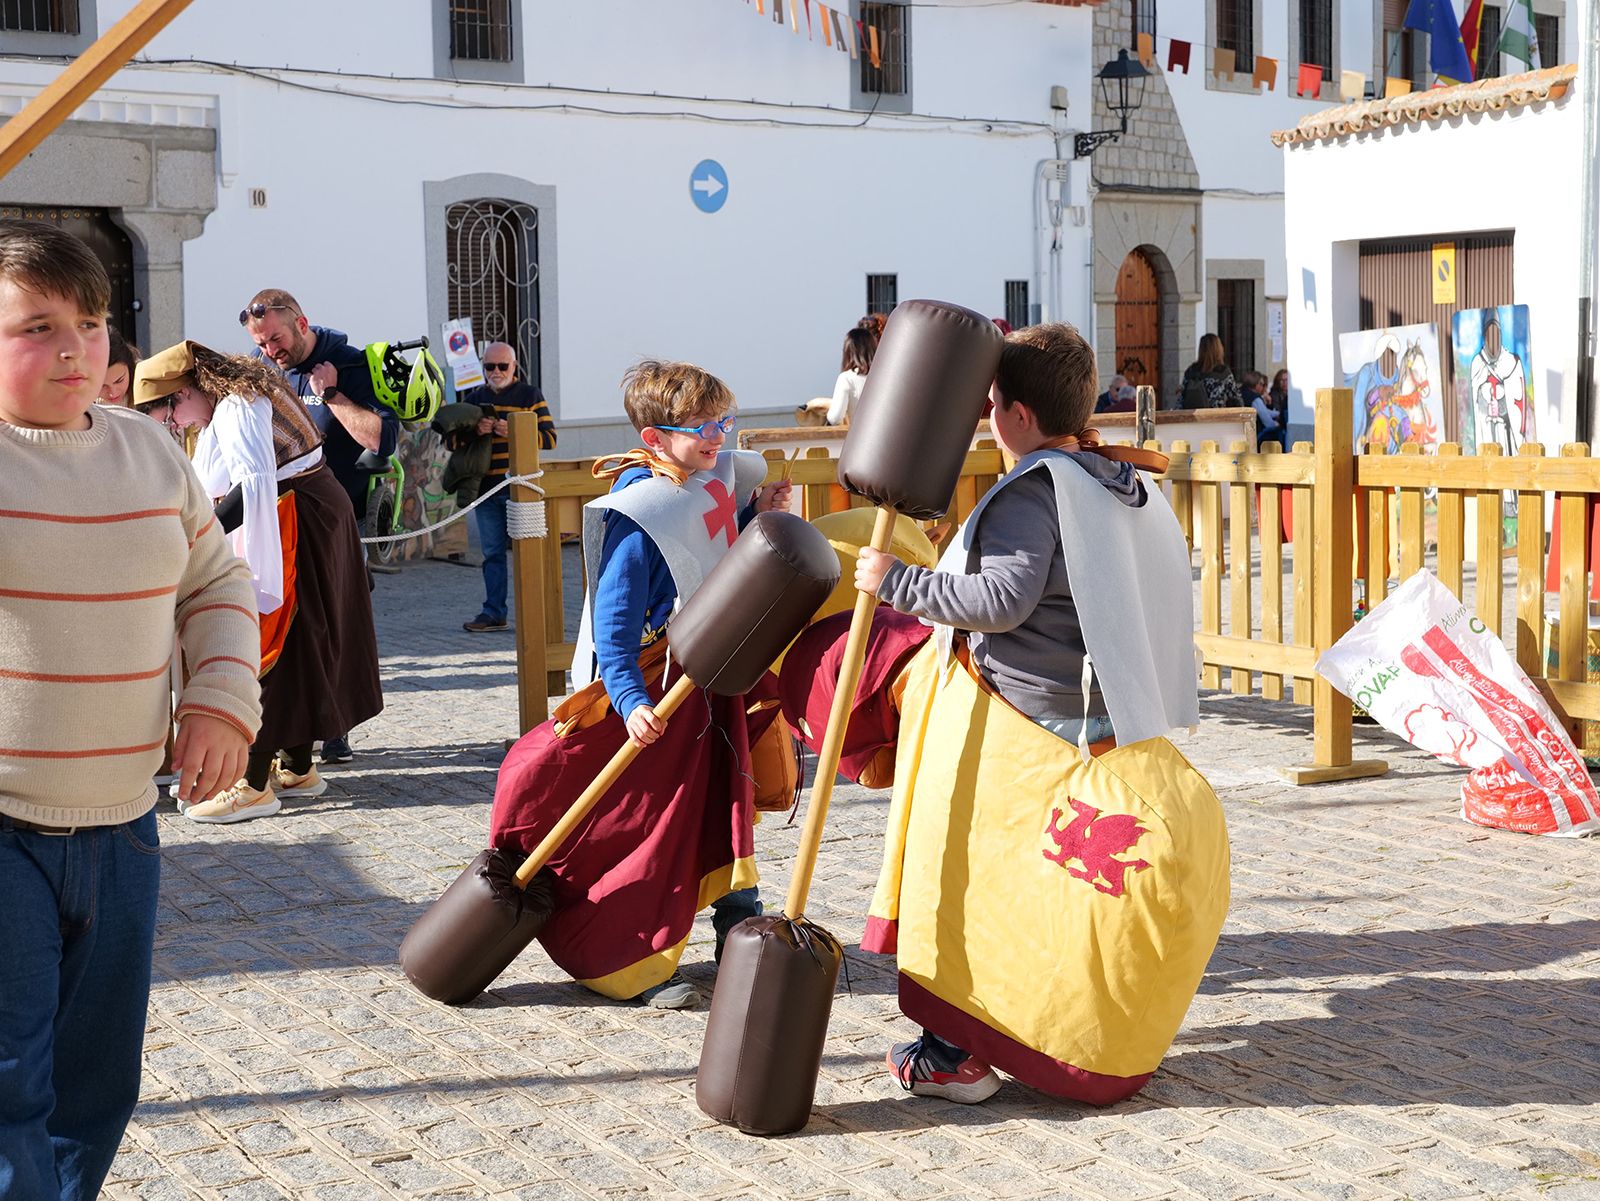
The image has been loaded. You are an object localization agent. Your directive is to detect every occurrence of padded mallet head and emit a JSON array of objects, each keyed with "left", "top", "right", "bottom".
[{"left": 837, "top": 300, "right": 1005, "bottom": 520}]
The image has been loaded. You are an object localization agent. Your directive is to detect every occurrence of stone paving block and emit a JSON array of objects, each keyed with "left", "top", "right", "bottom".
[
  {"left": 171, "top": 1146, "right": 259, "bottom": 1188},
  {"left": 216, "top": 1183, "right": 294, "bottom": 1201},
  {"left": 368, "top": 1151, "right": 474, "bottom": 1192}
]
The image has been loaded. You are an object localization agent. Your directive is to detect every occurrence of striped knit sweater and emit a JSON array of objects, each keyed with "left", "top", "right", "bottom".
[{"left": 1, "top": 404, "right": 263, "bottom": 827}]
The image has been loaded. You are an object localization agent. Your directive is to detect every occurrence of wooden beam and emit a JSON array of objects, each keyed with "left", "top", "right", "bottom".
[{"left": 0, "top": 0, "right": 198, "bottom": 181}]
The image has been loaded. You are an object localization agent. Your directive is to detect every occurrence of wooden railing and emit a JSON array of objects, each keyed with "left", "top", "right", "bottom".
[{"left": 509, "top": 395, "right": 1600, "bottom": 783}]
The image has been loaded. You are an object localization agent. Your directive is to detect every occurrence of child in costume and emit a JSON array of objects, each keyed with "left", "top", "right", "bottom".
[
  {"left": 133, "top": 340, "right": 383, "bottom": 824},
  {"left": 490, "top": 360, "right": 792, "bottom": 1009},
  {"left": 0, "top": 219, "right": 262, "bottom": 1196},
  {"left": 856, "top": 322, "right": 1211, "bottom": 1104}
]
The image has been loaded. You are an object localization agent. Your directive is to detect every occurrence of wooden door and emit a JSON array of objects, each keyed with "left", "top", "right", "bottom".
[{"left": 1115, "top": 249, "right": 1162, "bottom": 396}]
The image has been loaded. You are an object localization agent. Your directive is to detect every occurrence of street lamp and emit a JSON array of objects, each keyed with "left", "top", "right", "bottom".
[{"left": 1074, "top": 49, "right": 1149, "bottom": 158}]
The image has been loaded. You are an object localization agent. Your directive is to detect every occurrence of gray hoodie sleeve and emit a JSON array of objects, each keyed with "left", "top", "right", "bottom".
[{"left": 876, "top": 473, "right": 1060, "bottom": 634}]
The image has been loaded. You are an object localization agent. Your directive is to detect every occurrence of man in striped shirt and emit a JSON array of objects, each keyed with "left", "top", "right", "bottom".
[
  {"left": 460, "top": 342, "right": 556, "bottom": 632},
  {"left": 0, "top": 220, "right": 263, "bottom": 1198}
]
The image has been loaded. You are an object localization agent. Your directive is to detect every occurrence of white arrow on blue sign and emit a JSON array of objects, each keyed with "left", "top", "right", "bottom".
[{"left": 690, "top": 159, "right": 729, "bottom": 214}]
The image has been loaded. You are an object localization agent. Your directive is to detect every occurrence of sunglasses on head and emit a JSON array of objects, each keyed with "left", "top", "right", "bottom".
[
  {"left": 238, "top": 302, "right": 298, "bottom": 326},
  {"left": 484, "top": 362, "right": 513, "bottom": 372},
  {"left": 655, "top": 415, "right": 736, "bottom": 440}
]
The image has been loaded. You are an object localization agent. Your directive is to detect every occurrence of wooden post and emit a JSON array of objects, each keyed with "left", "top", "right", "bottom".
[
  {"left": 1228, "top": 440, "right": 1253, "bottom": 696},
  {"left": 0, "top": 0, "right": 197, "bottom": 180},
  {"left": 1515, "top": 443, "right": 1547, "bottom": 679},
  {"left": 509, "top": 412, "right": 550, "bottom": 734},
  {"left": 1280, "top": 388, "right": 1388, "bottom": 785}
]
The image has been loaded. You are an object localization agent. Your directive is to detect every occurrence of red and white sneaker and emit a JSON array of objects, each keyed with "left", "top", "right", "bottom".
[{"left": 887, "top": 1034, "right": 1002, "bottom": 1103}]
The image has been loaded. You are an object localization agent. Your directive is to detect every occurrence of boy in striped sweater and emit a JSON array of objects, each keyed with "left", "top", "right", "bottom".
[{"left": 0, "top": 220, "right": 263, "bottom": 1198}]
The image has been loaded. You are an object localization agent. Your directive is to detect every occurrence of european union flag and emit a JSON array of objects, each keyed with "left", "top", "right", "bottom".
[{"left": 1404, "top": 0, "right": 1476, "bottom": 83}]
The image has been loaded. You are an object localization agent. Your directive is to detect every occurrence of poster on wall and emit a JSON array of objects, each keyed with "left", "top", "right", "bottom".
[
  {"left": 1452, "top": 305, "right": 1535, "bottom": 456},
  {"left": 1338, "top": 323, "right": 1445, "bottom": 454}
]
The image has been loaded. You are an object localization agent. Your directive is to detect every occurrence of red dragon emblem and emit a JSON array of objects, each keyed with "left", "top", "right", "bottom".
[{"left": 1042, "top": 798, "right": 1150, "bottom": 896}]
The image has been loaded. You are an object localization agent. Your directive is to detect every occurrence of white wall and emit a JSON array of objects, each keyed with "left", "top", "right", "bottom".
[
  {"left": 6, "top": 0, "right": 1096, "bottom": 452},
  {"left": 1282, "top": 93, "right": 1581, "bottom": 440}
]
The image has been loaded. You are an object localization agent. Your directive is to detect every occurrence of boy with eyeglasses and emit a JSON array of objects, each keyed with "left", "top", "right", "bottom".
[
  {"left": 460, "top": 341, "right": 556, "bottom": 632},
  {"left": 488, "top": 359, "right": 790, "bottom": 1009}
]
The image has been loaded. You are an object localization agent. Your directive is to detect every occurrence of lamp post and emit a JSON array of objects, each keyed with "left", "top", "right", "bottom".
[{"left": 1074, "top": 49, "right": 1150, "bottom": 158}]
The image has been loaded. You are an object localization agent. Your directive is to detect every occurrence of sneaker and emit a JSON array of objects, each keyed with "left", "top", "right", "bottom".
[
  {"left": 638, "top": 972, "right": 699, "bottom": 1010},
  {"left": 184, "top": 780, "right": 281, "bottom": 825},
  {"left": 320, "top": 735, "right": 353, "bottom": 765},
  {"left": 271, "top": 762, "right": 327, "bottom": 799},
  {"left": 463, "top": 614, "right": 509, "bottom": 632},
  {"left": 887, "top": 1035, "right": 1002, "bottom": 1104}
]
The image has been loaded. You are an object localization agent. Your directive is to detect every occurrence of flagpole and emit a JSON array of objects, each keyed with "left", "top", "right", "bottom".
[{"left": 1578, "top": 0, "right": 1599, "bottom": 443}]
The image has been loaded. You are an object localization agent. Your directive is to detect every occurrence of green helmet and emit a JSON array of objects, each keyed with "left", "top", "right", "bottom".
[{"left": 364, "top": 339, "right": 444, "bottom": 427}]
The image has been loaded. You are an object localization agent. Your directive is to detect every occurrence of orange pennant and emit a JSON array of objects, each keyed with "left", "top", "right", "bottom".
[
  {"left": 819, "top": 2, "right": 831, "bottom": 46},
  {"left": 869, "top": 24, "right": 880, "bottom": 68},
  {"left": 755, "top": 0, "right": 764, "bottom": 13},
  {"left": 1253, "top": 55, "right": 1277, "bottom": 91},
  {"left": 1136, "top": 31, "right": 1154, "bottom": 69}
]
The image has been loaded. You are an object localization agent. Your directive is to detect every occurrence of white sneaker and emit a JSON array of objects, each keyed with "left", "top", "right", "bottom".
[
  {"left": 184, "top": 780, "right": 281, "bottom": 824},
  {"left": 271, "top": 763, "right": 327, "bottom": 799}
]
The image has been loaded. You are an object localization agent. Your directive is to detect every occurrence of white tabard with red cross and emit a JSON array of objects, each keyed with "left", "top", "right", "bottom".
[{"left": 570, "top": 449, "right": 768, "bottom": 690}]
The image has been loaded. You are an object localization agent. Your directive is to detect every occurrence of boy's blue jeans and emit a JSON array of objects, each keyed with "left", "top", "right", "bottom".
[
  {"left": 474, "top": 489, "right": 511, "bottom": 623},
  {"left": 0, "top": 810, "right": 160, "bottom": 1201}
]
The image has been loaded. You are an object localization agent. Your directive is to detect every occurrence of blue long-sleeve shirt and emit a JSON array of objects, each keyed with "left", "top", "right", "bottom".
[{"left": 592, "top": 466, "right": 757, "bottom": 719}]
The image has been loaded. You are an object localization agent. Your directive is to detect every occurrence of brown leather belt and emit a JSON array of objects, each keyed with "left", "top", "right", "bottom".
[{"left": 3, "top": 815, "right": 80, "bottom": 836}]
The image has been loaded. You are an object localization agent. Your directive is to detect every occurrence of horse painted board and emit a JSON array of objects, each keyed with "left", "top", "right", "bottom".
[{"left": 1338, "top": 323, "right": 1446, "bottom": 454}]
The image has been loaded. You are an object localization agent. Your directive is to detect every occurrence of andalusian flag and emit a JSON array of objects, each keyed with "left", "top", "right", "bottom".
[{"left": 1497, "top": 0, "right": 1542, "bottom": 71}]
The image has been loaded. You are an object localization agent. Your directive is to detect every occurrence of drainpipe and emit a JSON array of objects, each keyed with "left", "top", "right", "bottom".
[{"left": 1578, "top": 0, "right": 1600, "bottom": 444}]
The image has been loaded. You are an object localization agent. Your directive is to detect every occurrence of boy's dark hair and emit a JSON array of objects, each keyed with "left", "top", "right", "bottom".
[
  {"left": 0, "top": 219, "right": 111, "bottom": 317},
  {"left": 621, "top": 359, "right": 734, "bottom": 432},
  {"left": 994, "top": 322, "right": 1098, "bottom": 437}
]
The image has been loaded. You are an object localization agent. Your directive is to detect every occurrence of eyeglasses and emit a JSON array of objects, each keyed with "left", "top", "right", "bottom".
[
  {"left": 238, "top": 302, "right": 298, "bottom": 326},
  {"left": 654, "top": 415, "right": 736, "bottom": 439},
  {"left": 484, "top": 362, "right": 513, "bottom": 372}
]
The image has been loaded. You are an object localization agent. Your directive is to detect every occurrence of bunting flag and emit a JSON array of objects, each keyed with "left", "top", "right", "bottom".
[
  {"left": 869, "top": 23, "right": 880, "bottom": 68},
  {"left": 772, "top": 0, "right": 782, "bottom": 23},
  {"left": 1253, "top": 55, "right": 1278, "bottom": 91},
  {"left": 1461, "top": 0, "right": 1484, "bottom": 77},
  {"left": 845, "top": 15, "right": 858, "bottom": 59},
  {"left": 1497, "top": 0, "right": 1541, "bottom": 71},
  {"left": 1296, "top": 62, "right": 1322, "bottom": 98},
  {"left": 791, "top": 1, "right": 798, "bottom": 33},
  {"left": 804, "top": 0, "right": 812, "bottom": 38},
  {"left": 818, "top": 1, "right": 831, "bottom": 46},
  {"left": 1404, "top": 0, "right": 1474, "bottom": 83},
  {"left": 1385, "top": 76, "right": 1413, "bottom": 98},
  {"left": 1136, "top": 31, "right": 1154, "bottom": 69},
  {"left": 1167, "top": 39, "right": 1190, "bottom": 74},
  {"left": 1213, "top": 46, "right": 1236, "bottom": 80},
  {"left": 1339, "top": 69, "right": 1365, "bottom": 101},
  {"left": 832, "top": 8, "right": 846, "bottom": 52},
  {"left": 754, "top": 0, "right": 764, "bottom": 14}
]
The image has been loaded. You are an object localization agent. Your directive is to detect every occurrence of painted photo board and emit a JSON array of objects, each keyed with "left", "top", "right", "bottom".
[
  {"left": 1452, "top": 305, "right": 1535, "bottom": 456},
  {"left": 1338, "top": 323, "right": 1445, "bottom": 454}
]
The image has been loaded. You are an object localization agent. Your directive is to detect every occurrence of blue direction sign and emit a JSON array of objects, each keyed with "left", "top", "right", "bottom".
[{"left": 690, "top": 159, "right": 729, "bottom": 214}]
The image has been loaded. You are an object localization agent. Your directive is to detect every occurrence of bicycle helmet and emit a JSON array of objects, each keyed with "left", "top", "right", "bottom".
[{"left": 364, "top": 339, "right": 445, "bottom": 427}]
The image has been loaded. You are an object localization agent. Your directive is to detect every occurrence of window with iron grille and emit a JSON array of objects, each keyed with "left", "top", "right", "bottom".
[
  {"left": 859, "top": 3, "right": 909, "bottom": 96},
  {"left": 866, "top": 274, "right": 898, "bottom": 318},
  {"left": 1382, "top": 0, "right": 1427, "bottom": 87},
  {"left": 1215, "top": 279, "right": 1256, "bottom": 378},
  {"left": 450, "top": 0, "right": 514, "bottom": 63},
  {"left": 1298, "top": 0, "right": 1333, "bottom": 81},
  {"left": 0, "top": 0, "right": 79, "bottom": 32},
  {"left": 1130, "top": 0, "right": 1156, "bottom": 48},
  {"left": 1478, "top": 4, "right": 1503, "bottom": 78},
  {"left": 446, "top": 199, "right": 542, "bottom": 388},
  {"left": 1004, "top": 281, "right": 1030, "bottom": 333},
  {"left": 1216, "top": 0, "right": 1254, "bottom": 67},
  {"left": 1534, "top": 12, "right": 1559, "bottom": 65}
]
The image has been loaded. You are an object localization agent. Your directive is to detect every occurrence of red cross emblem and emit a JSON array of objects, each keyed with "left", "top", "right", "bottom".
[{"left": 701, "top": 478, "right": 739, "bottom": 546}]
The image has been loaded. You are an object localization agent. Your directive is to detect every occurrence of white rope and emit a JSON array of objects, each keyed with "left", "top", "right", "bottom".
[
  {"left": 358, "top": 470, "right": 545, "bottom": 545},
  {"left": 507, "top": 498, "right": 547, "bottom": 540}
]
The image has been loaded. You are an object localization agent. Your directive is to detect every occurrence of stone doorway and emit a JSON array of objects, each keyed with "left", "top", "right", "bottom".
[
  {"left": 1, "top": 206, "right": 139, "bottom": 340},
  {"left": 1114, "top": 248, "right": 1163, "bottom": 396}
]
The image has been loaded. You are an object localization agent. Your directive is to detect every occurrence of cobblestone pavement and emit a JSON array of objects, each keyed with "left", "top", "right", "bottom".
[{"left": 104, "top": 558, "right": 1600, "bottom": 1201}]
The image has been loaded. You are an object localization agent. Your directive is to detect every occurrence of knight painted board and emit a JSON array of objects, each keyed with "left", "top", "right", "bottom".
[
  {"left": 1338, "top": 323, "right": 1445, "bottom": 454},
  {"left": 1452, "top": 306, "right": 1535, "bottom": 456}
]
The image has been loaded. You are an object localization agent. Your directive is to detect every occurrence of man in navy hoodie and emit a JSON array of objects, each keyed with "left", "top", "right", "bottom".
[{"left": 242, "top": 287, "right": 396, "bottom": 765}]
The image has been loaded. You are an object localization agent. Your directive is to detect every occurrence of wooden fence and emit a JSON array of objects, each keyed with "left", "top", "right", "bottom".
[{"left": 506, "top": 395, "right": 1600, "bottom": 782}]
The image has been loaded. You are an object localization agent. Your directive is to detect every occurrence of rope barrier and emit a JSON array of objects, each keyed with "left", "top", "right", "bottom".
[{"left": 358, "top": 470, "right": 546, "bottom": 545}]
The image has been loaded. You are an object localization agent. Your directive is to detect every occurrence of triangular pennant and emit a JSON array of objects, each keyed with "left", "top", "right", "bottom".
[
  {"left": 1167, "top": 39, "right": 1191, "bottom": 74},
  {"left": 1384, "top": 76, "right": 1413, "bottom": 98},
  {"left": 868, "top": 24, "right": 881, "bottom": 68},
  {"left": 1136, "top": 31, "right": 1154, "bottom": 69},
  {"left": 790, "top": 0, "right": 798, "bottom": 33},
  {"left": 803, "top": 0, "right": 812, "bottom": 38},
  {"left": 1339, "top": 69, "right": 1364, "bottom": 100},
  {"left": 1296, "top": 62, "right": 1323, "bottom": 98},
  {"left": 832, "top": 9, "right": 847, "bottom": 51},
  {"left": 755, "top": 0, "right": 764, "bottom": 14},
  {"left": 1253, "top": 54, "right": 1278, "bottom": 91},
  {"left": 773, "top": 0, "right": 783, "bottom": 23},
  {"left": 1212, "top": 46, "right": 1236, "bottom": 80},
  {"left": 818, "top": 2, "right": 831, "bottom": 46},
  {"left": 846, "top": 16, "right": 858, "bottom": 59}
]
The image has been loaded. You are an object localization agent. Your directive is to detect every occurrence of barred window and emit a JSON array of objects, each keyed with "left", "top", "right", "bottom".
[
  {"left": 447, "top": 199, "right": 542, "bottom": 387},
  {"left": 1, "top": 0, "right": 79, "bottom": 32},
  {"left": 1216, "top": 279, "right": 1256, "bottom": 377},
  {"left": 1004, "top": 281, "right": 1030, "bottom": 332},
  {"left": 859, "top": 3, "right": 908, "bottom": 96},
  {"left": 1299, "top": 0, "right": 1333, "bottom": 81},
  {"left": 1478, "top": 5, "right": 1503, "bottom": 78},
  {"left": 1216, "top": 0, "right": 1254, "bottom": 67},
  {"left": 450, "top": 0, "right": 514, "bottom": 63},
  {"left": 1534, "top": 12, "right": 1559, "bottom": 65},
  {"left": 866, "top": 274, "right": 898, "bottom": 317},
  {"left": 1130, "top": 0, "right": 1156, "bottom": 49}
]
